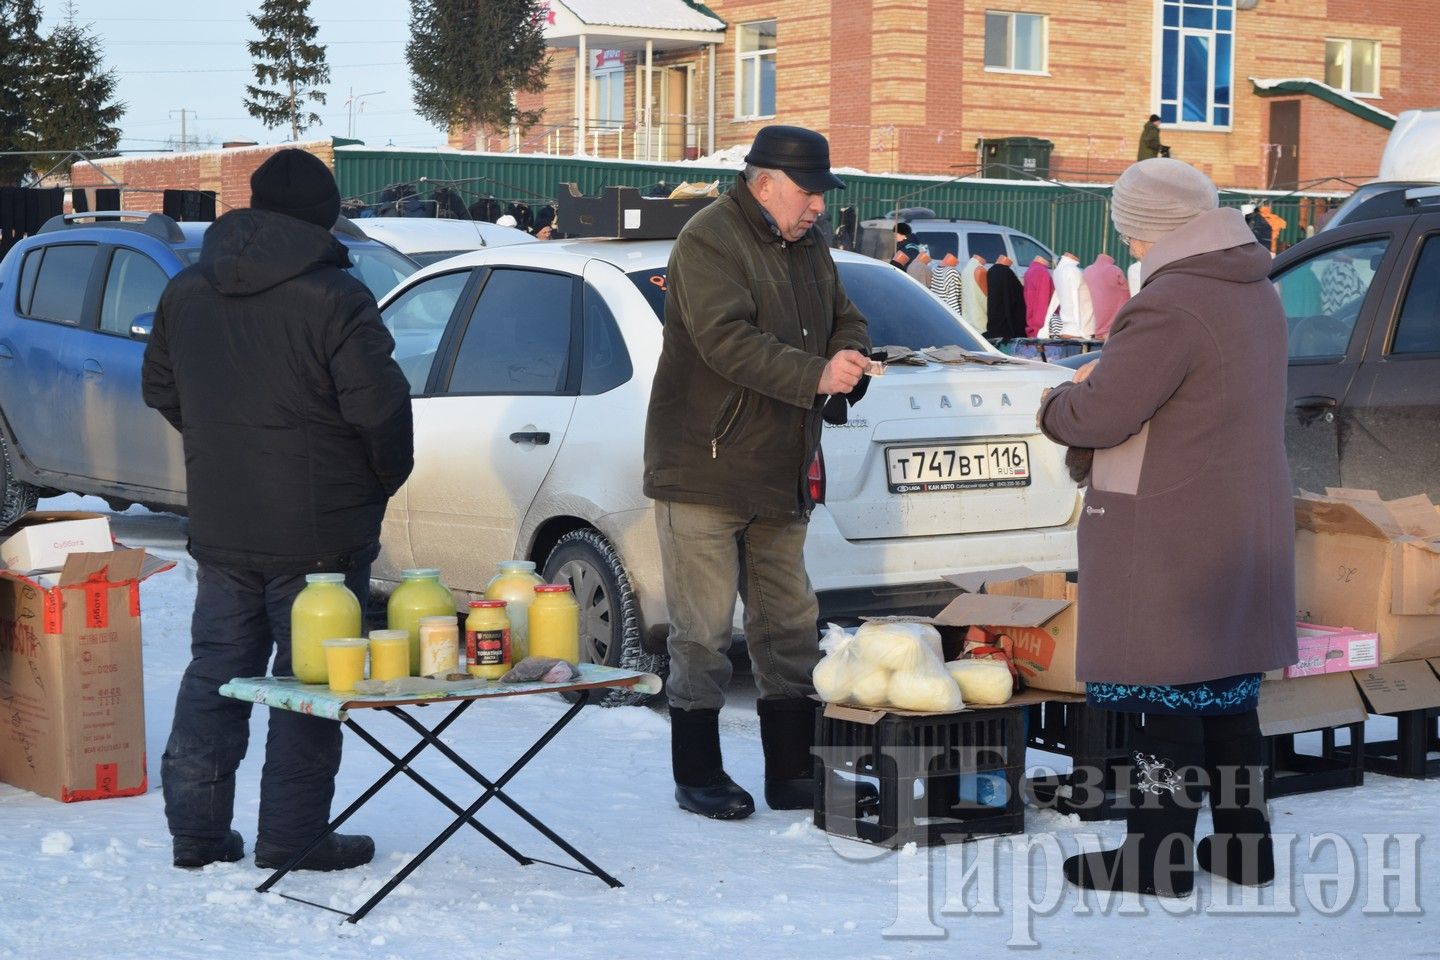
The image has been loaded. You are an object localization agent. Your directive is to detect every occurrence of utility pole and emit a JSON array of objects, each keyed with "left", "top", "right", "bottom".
[
  {"left": 169, "top": 109, "right": 191, "bottom": 151},
  {"left": 345, "top": 87, "right": 385, "bottom": 140}
]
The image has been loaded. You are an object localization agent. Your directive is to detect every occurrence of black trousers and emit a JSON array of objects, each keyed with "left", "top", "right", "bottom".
[{"left": 162, "top": 561, "right": 371, "bottom": 845}]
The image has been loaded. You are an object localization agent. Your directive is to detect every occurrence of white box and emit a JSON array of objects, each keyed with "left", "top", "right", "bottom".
[{"left": 1, "top": 512, "right": 113, "bottom": 573}]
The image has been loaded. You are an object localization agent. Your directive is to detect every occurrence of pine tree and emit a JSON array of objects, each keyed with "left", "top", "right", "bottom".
[
  {"left": 407, "top": 0, "right": 550, "bottom": 133},
  {"left": 0, "top": 0, "right": 43, "bottom": 186},
  {"left": 243, "top": 0, "right": 330, "bottom": 141},
  {"left": 28, "top": 3, "right": 126, "bottom": 180}
]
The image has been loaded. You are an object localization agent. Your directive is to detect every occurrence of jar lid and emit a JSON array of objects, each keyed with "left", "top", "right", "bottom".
[
  {"left": 305, "top": 572, "right": 345, "bottom": 584},
  {"left": 368, "top": 629, "right": 409, "bottom": 641},
  {"left": 534, "top": 584, "right": 573, "bottom": 593},
  {"left": 497, "top": 560, "right": 537, "bottom": 572},
  {"left": 418, "top": 614, "right": 457, "bottom": 625},
  {"left": 401, "top": 568, "right": 442, "bottom": 579},
  {"left": 470, "top": 599, "right": 507, "bottom": 608}
]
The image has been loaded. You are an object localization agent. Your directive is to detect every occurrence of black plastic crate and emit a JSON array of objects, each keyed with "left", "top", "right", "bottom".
[
  {"left": 1354, "top": 707, "right": 1440, "bottom": 779},
  {"left": 555, "top": 183, "right": 715, "bottom": 239},
  {"left": 1023, "top": 700, "right": 1131, "bottom": 821},
  {"left": 813, "top": 706, "right": 1026, "bottom": 848},
  {"left": 1264, "top": 722, "right": 1366, "bottom": 797}
]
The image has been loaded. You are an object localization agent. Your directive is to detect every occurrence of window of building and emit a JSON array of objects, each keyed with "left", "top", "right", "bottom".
[
  {"left": 1157, "top": 0, "right": 1234, "bottom": 128},
  {"left": 1325, "top": 38, "right": 1380, "bottom": 97},
  {"left": 591, "top": 50, "right": 626, "bottom": 130},
  {"left": 736, "top": 20, "right": 777, "bottom": 119},
  {"left": 984, "top": 11, "right": 1047, "bottom": 73}
]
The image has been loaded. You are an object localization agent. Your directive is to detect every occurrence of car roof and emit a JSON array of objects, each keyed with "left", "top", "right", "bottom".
[
  {"left": 351, "top": 217, "right": 538, "bottom": 253},
  {"left": 27, "top": 211, "right": 406, "bottom": 257},
  {"left": 384, "top": 236, "right": 889, "bottom": 298}
]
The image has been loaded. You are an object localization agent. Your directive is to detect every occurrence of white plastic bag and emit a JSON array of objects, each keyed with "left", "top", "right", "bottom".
[
  {"left": 817, "top": 620, "right": 962, "bottom": 713},
  {"left": 853, "top": 620, "right": 943, "bottom": 671},
  {"left": 813, "top": 623, "right": 866, "bottom": 703},
  {"left": 945, "top": 659, "right": 1014, "bottom": 705}
]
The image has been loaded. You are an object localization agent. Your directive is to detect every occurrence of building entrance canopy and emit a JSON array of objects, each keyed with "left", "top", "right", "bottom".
[{"left": 540, "top": 0, "right": 726, "bottom": 157}]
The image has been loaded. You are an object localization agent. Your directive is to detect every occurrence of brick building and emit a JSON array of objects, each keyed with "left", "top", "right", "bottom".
[{"left": 452, "top": 0, "right": 1440, "bottom": 189}]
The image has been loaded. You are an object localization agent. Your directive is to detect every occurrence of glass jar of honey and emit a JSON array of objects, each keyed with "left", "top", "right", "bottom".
[{"left": 528, "top": 584, "right": 581, "bottom": 665}]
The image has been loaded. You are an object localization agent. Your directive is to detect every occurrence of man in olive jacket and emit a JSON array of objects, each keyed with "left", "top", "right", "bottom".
[
  {"left": 643, "top": 125, "right": 870, "bottom": 820},
  {"left": 143, "top": 149, "right": 413, "bottom": 871}
]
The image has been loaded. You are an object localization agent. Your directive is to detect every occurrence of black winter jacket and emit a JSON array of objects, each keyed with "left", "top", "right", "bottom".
[{"left": 142, "top": 209, "right": 414, "bottom": 573}]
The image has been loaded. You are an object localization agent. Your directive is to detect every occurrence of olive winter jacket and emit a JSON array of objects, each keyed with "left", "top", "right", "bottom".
[{"left": 643, "top": 179, "right": 869, "bottom": 518}]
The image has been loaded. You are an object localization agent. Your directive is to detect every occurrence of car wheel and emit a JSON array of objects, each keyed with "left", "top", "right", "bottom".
[
  {"left": 0, "top": 431, "right": 39, "bottom": 528},
  {"left": 542, "top": 528, "right": 667, "bottom": 707}
]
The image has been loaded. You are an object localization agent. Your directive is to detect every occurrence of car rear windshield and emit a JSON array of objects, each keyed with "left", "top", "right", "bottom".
[{"left": 626, "top": 260, "right": 986, "bottom": 351}]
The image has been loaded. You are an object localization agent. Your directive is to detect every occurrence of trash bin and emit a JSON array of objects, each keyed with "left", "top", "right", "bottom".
[{"left": 976, "top": 137, "right": 1054, "bottom": 180}]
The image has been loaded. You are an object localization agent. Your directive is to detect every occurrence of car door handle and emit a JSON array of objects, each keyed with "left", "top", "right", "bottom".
[
  {"left": 0, "top": 343, "right": 12, "bottom": 361},
  {"left": 1293, "top": 395, "right": 1336, "bottom": 424},
  {"left": 82, "top": 358, "right": 103, "bottom": 378},
  {"left": 509, "top": 431, "right": 550, "bottom": 445}
]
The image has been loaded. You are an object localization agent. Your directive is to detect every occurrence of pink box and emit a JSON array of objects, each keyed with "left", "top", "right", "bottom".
[{"left": 1286, "top": 622, "right": 1381, "bottom": 678}]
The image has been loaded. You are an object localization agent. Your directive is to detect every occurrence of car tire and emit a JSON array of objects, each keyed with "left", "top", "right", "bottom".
[
  {"left": 542, "top": 528, "right": 667, "bottom": 707},
  {"left": 0, "top": 431, "right": 39, "bottom": 528}
]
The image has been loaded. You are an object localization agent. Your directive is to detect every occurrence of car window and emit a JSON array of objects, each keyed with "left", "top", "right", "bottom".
[
  {"left": 1274, "top": 238, "right": 1388, "bottom": 360},
  {"left": 381, "top": 270, "right": 471, "bottom": 394},
  {"left": 446, "top": 269, "right": 574, "bottom": 395},
  {"left": 914, "top": 231, "right": 959, "bottom": 261},
  {"left": 408, "top": 250, "right": 470, "bottom": 267},
  {"left": 838, "top": 262, "right": 987, "bottom": 350},
  {"left": 580, "top": 282, "right": 633, "bottom": 395},
  {"left": 17, "top": 247, "right": 42, "bottom": 314},
  {"left": 344, "top": 245, "right": 418, "bottom": 300},
  {"left": 99, "top": 248, "right": 169, "bottom": 336},
  {"left": 967, "top": 232, "right": 1008, "bottom": 262},
  {"left": 25, "top": 243, "right": 98, "bottom": 324},
  {"left": 1391, "top": 234, "right": 1440, "bottom": 355},
  {"left": 624, "top": 263, "right": 985, "bottom": 351},
  {"left": 1010, "top": 233, "right": 1052, "bottom": 266}
]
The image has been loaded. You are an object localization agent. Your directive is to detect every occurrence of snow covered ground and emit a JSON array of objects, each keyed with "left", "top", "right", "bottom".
[{"left": 1, "top": 495, "right": 1435, "bottom": 958}]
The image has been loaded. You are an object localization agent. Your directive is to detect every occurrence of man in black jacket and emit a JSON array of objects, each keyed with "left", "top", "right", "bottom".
[{"left": 143, "top": 149, "right": 413, "bottom": 871}]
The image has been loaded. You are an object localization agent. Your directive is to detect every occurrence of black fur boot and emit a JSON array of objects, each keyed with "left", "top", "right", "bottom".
[
  {"left": 671, "top": 706, "right": 754, "bottom": 820},
  {"left": 1198, "top": 709, "right": 1274, "bottom": 886},
  {"left": 1063, "top": 714, "right": 1204, "bottom": 898}
]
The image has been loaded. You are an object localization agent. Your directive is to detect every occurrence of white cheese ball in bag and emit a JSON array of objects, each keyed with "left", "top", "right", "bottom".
[
  {"left": 887, "top": 670, "right": 964, "bottom": 713},
  {"left": 813, "top": 650, "right": 861, "bottom": 703},
  {"left": 945, "top": 659, "right": 1014, "bottom": 705},
  {"left": 850, "top": 666, "right": 893, "bottom": 707},
  {"left": 854, "top": 621, "right": 944, "bottom": 672}
]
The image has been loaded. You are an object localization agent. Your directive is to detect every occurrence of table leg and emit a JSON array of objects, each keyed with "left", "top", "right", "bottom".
[
  {"left": 256, "top": 698, "right": 476, "bottom": 895},
  {"left": 344, "top": 689, "right": 620, "bottom": 924}
]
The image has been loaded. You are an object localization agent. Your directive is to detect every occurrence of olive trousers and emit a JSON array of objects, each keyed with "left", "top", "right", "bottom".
[{"left": 655, "top": 500, "right": 821, "bottom": 712}]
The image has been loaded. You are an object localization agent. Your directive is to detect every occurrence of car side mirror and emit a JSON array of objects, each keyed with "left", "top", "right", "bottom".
[{"left": 130, "top": 312, "right": 155, "bottom": 339}]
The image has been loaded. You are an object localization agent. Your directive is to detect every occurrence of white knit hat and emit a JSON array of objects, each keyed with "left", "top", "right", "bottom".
[
  {"left": 496, "top": 214, "right": 518, "bottom": 228},
  {"left": 1111, "top": 158, "right": 1219, "bottom": 243}
]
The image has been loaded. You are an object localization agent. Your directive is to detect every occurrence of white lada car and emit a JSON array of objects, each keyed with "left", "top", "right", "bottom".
[{"left": 374, "top": 238, "right": 1079, "bottom": 702}]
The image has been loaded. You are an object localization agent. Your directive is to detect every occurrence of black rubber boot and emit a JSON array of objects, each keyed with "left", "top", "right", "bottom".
[
  {"left": 1198, "top": 709, "right": 1275, "bottom": 886},
  {"left": 1063, "top": 714, "right": 1204, "bottom": 898},
  {"left": 172, "top": 830, "right": 244, "bottom": 869},
  {"left": 758, "top": 697, "right": 879, "bottom": 813},
  {"left": 254, "top": 833, "right": 375, "bottom": 872},
  {"left": 670, "top": 707, "right": 754, "bottom": 820}
]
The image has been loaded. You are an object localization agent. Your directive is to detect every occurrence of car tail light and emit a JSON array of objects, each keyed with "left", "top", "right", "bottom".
[{"left": 807, "top": 449, "right": 826, "bottom": 504}]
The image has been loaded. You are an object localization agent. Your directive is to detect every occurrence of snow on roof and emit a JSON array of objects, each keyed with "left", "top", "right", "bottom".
[
  {"left": 556, "top": 0, "right": 725, "bottom": 32},
  {"left": 1250, "top": 76, "right": 1399, "bottom": 123}
]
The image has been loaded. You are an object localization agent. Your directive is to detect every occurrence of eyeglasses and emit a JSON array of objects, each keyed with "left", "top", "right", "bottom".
[{"left": 1117, "top": 233, "right": 1131, "bottom": 246}]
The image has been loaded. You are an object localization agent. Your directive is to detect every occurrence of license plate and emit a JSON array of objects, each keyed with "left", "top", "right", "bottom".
[{"left": 885, "top": 440, "right": 1031, "bottom": 493}]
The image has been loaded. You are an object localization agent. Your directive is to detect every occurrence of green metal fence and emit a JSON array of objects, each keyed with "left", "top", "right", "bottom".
[{"left": 332, "top": 147, "right": 1343, "bottom": 269}]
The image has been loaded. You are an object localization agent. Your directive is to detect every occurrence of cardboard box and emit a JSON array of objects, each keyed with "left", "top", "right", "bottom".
[
  {"left": 1287, "top": 622, "right": 1381, "bottom": 678},
  {"left": 0, "top": 548, "right": 171, "bottom": 801},
  {"left": 1257, "top": 673, "right": 1368, "bottom": 737},
  {"left": 1293, "top": 490, "right": 1440, "bottom": 665},
  {"left": 1349, "top": 660, "right": 1440, "bottom": 715},
  {"left": 1, "top": 512, "right": 112, "bottom": 573},
  {"left": 928, "top": 568, "right": 1083, "bottom": 694}
]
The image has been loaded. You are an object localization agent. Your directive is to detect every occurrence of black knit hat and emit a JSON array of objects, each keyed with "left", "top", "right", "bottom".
[
  {"left": 249, "top": 149, "right": 341, "bottom": 229},
  {"left": 895, "top": 222, "right": 913, "bottom": 237}
]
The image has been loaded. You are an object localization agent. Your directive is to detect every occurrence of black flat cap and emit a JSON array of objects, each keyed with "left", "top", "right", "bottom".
[{"left": 744, "top": 125, "right": 846, "bottom": 193}]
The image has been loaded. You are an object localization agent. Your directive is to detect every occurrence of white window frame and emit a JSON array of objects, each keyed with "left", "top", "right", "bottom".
[
  {"left": 589, "top": 53, "right": 626, "bottom": 131},
  {"left": 1324, "top": 37, "right": 1381, "bottom": 98},
  {"left": 1153, "top": 0, "right": 1234, "bottom": 132},
  {"left": 983, "top": 11, "right": 1048, "bottom": 75},
  {"left": 735, "top": 20, "right": 777, "bottom": 120}
]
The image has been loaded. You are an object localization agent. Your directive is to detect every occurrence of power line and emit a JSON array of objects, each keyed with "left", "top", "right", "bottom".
[
  {"left": 119, "top": 61, "right": 405, "bottom": 76},
  {"left": 105, "top": 39, "right": 403, "bottom": 46}
]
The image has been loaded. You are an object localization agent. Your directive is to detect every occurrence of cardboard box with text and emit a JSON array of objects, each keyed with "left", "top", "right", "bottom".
[
  {"left": 1, "top": 511, "right": 112, "bottom": 574},
  {"left": 0, "top": 549, "right": 171, "bottom": 802},
  {"left": 1293, "top": 490, "right": 1440, "bottom": 665}
]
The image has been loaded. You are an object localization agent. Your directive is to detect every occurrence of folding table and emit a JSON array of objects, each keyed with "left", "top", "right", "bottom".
[{"left": 219, "top": 663, "right": 663, "bottom": 923}]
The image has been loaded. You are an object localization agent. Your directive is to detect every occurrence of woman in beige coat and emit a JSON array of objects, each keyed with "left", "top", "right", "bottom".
[{"left": 1038, "top": 158, "right": 1297, "bottom": 898}]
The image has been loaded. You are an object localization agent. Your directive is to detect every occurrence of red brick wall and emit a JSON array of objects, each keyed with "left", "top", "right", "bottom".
[
  {"left": 446, "top": 0, "right": 1440, "bottom": 188},
  {"left": 69, "top": 141, "right": 336, "bottom": 215}
]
